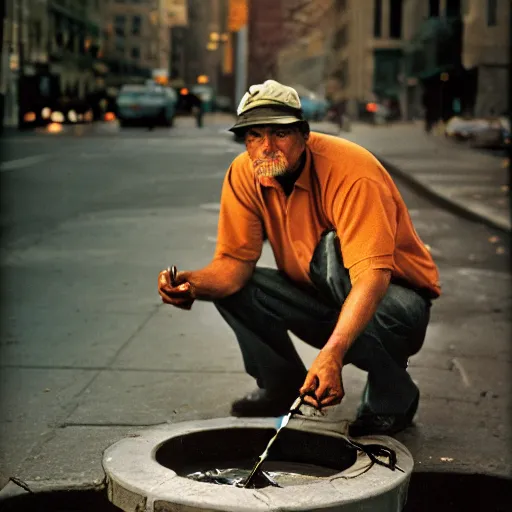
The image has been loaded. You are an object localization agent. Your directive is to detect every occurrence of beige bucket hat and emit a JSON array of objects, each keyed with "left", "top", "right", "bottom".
[{"left": 229, "top": 80, "right": 304, "bottom": 132}]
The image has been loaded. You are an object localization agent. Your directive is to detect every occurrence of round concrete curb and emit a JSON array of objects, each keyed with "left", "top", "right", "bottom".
[{"left": 102, "top": 417, "right": 413, "bottom": 512}]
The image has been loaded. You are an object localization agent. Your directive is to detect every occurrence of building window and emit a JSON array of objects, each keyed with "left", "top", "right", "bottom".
[
  {"left": 429, "top": 0, "right": 440, "bottom": 17},
  {"left": 132, "top": 15, "right": 142, "bottom": 36},
  {"left": 131, "top": 47, "right": 140, "bottom": 59},
  {"left": 487, "top": 0, "right": 497, "bottom": 26},
  {"left": 389, "top": 0, "right": 402, "bottom": 39},
  {"left": 374, "top": 0, "right": 382, "bottom": 38},
  {"left": 115, "top": 37, "right": 124, "bottom": 54},
  {"left": 115, "top": 15, "right": 125, "bottom": 36}
]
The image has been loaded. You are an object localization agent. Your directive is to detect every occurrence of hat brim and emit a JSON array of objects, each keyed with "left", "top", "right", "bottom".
[{"left": 229, "top": 115, "right": 303, "bottom": 133}]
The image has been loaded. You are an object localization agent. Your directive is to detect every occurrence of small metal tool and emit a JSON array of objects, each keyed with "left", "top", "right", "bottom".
[
  {"left": 243, "top": 392, "right": 313, "bottom": 488},
  {"left": 167, "top": 265, "right": 178, "bottom": 287}
]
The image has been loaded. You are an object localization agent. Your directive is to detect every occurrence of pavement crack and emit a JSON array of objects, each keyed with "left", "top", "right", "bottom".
[{"left": 449, "top": 358, "right": 472, "bottom": 387}]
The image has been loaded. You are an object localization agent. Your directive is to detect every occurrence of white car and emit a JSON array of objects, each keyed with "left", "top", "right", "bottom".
[{"left": 116, "top": 84, "right": 178, "bottom": 127}]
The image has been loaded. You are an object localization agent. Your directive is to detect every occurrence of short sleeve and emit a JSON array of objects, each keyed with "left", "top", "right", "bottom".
[
  {"left": 333, "top": 178, "right": 397, "bottom": 282},
  {"left": 214, "top": 162, "right": 264, "bottom": 262}
]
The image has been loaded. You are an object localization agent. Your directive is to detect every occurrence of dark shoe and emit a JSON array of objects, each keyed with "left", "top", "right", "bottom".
[
  {"left": 348, "top": 393, "right": 419, "bottom": 437},
  {"left": 230, "top": 388, "right": 298, "bottom": 418}
]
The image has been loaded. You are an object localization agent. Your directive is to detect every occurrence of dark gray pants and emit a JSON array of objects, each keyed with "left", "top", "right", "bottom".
[{"left": 214, "top": 232, "right": 431, "bottom": 416}]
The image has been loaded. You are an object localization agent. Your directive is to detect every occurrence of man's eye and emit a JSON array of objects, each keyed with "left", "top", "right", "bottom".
[{"left": 275, "top": 131, "right": 288, "bottom": 138}]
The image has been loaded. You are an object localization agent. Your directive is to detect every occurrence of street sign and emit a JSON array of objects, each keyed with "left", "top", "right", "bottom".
[{"left": 228, "top": 0, "right": 248, "bottom": 32}]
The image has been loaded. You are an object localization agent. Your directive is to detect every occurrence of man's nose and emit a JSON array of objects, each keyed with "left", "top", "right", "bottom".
[{"left": 262, "top": 134, "right": 276, "bottom": 154}]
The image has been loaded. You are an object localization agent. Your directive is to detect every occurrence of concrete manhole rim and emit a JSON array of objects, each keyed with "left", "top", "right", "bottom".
[{"left": 103, "top": 417, "right": 413, "bottom": 511}]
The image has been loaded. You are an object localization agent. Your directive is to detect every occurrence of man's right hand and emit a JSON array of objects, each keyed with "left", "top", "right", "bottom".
[{"left": 158, "top": 268, "right": 196, "bottom": 310}]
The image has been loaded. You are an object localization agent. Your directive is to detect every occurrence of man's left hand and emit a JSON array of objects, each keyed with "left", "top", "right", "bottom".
[{"left": 300, "top": 347, "right": 344, "bottom": 409}]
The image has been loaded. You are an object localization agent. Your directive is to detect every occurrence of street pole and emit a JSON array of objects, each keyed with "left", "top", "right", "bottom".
[
  {"left": 16, "top": 0, "right": 25, "bottom": 129},
  {"left": 234, "top": 24, "right": 247, "bottom": 108},
  {"left": 0, "top": 0, "right": 6, "bottom": 133},
  {"left": 508, "top": 1, "right": 512, "bottom": 232}
]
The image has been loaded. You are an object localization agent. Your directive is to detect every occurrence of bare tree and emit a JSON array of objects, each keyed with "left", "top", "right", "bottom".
[
  {"left": 281, "top": 0, "right": 335, "bottom": 45},
  {"left": 248, "top": 0, "right": 336, "bottom": 84}
]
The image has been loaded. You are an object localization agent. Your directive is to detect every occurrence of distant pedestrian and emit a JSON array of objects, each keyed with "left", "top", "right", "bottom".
[
  {"left": 158, "top": 80, "right": 440, "bottom": 437},
  {"left": 422, "top": 89, "right": 436, "bottom": 134},
  {"left": 189, "top": 92, "right": 204, "bottom": 128}
]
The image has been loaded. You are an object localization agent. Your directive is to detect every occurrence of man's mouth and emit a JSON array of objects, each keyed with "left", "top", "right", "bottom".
[{"left": 252, "top": 154, "right": 288, "bottom": 177}]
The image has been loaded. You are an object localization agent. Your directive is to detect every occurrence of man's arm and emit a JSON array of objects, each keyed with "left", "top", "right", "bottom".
[
  {"left": 158, "top": 255, "right": 256, "bottom": 308},
  {"left": 178, "top": 255, "right": 256, "bottom": 300},
  {"left": 300, "top": 268, "right": 391, "bottom": 407}
]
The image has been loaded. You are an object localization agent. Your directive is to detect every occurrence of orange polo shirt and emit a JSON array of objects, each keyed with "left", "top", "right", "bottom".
[{"left": 214, "top": 132, "right": 441, "bottom": 298}]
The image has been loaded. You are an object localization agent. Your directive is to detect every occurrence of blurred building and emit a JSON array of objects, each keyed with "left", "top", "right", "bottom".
[
  {"left": 173, "top": 0, "right": 229, "bottom": 93},
  {"left": 326, "top": 0, "right": 415, "bottom": 119},
  {"left": 324, "top": 0, "right": 506, "bottom": 122},
  {"left": 48, "top": 0, "right": 106, "bottom": 98},
  {"left": 461, "top": 0, "right": 510, "bottom": 117},
  {"left": 276, "top": 0, "right": 333, "bottom": 94},
  {"left": 1, "top": 0, "right": 108, "bottom": 127},
  {"left": 168, "top": 0, "right": 189, "bottom": 85},
  {"left": 247, "top": 0, "right": 285, "bottom": 85},
  {"left": 402, "top": 0, "right": 469, "bottom": 124},
  {"left": 102, "top": 0, "right": 173, "bottom": 87},
  {"left": 403, "top": 0, "right": 510, "bottom": 123}
]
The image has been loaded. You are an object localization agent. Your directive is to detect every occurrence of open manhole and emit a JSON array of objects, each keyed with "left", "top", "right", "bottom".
[
  {"left": 156, "top": 426, "right": 358, "bottom": 487},
  {"left": 102, "top": 417, "right": 413, "bottom": 511}
]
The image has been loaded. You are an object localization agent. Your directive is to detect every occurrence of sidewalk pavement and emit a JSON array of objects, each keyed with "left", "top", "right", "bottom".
[
  {"left": 0, "top": 114, "right": 510, "bottom": 502},
  {"left": 310, "top": 120, "right": 511, "bottom": 233}
]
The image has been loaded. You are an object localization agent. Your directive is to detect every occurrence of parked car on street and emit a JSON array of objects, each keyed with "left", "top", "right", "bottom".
[
  {"left": 445, "top": 115, "right": 510, "bottom": 149},
  {"left": 292, "top": 85, "right": 329, "bottom": 121},
  {"left": 116, "top": 84, "right": 178, "bottom": 127},
  {"left": 214, "top": 95, "right": 233, "bottom": 113}
]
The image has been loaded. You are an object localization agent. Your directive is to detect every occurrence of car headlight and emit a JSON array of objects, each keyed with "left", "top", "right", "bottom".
[
  {"left": 41, "top": 107, "right": 51, "bottom": 119},
  {"left": 23, "top": 112, "right": 36, "bottom": 122},
  {"left": 47, "top": 122, "right": 63, "bottom": 133},
  {"left": 50, "top": 111, "right": 65, "bottom": 123},
  {"left": 68, "top": 110, "right": 77, "bottom": 123}
]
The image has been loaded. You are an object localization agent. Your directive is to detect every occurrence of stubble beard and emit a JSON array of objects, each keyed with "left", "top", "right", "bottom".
[{"left": 251, "top": 152, "right": 289, "bottom": 179}]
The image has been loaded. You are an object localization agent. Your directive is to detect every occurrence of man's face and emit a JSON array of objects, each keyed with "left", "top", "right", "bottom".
[{"left": 244, "top": 125, "right": 307, "bottom": 180}]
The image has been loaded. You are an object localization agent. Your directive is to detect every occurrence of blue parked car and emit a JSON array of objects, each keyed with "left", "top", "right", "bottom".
[
  {"left": 116, "top": 84, "right": 178, "bottom": 127},
  {"left": 294, "top": 86, "right": 329, "bottom": 121}
]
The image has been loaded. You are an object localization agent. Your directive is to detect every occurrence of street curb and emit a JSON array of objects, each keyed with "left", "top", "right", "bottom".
[
  {"left": 378, "top": 156, "right": 511, "bottom": 234},
  {"left": 241, "top": 124, "right": 511, "bottom": 233}
]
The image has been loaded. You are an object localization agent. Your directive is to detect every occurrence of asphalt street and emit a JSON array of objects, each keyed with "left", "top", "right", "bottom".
[{"left": 0, "top": 116, "right": 510, "bottom": 496}]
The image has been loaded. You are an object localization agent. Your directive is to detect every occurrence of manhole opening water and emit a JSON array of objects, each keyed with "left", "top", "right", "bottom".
[{"left": 155, "top": 427, "right": 357, "bottom": 488}]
